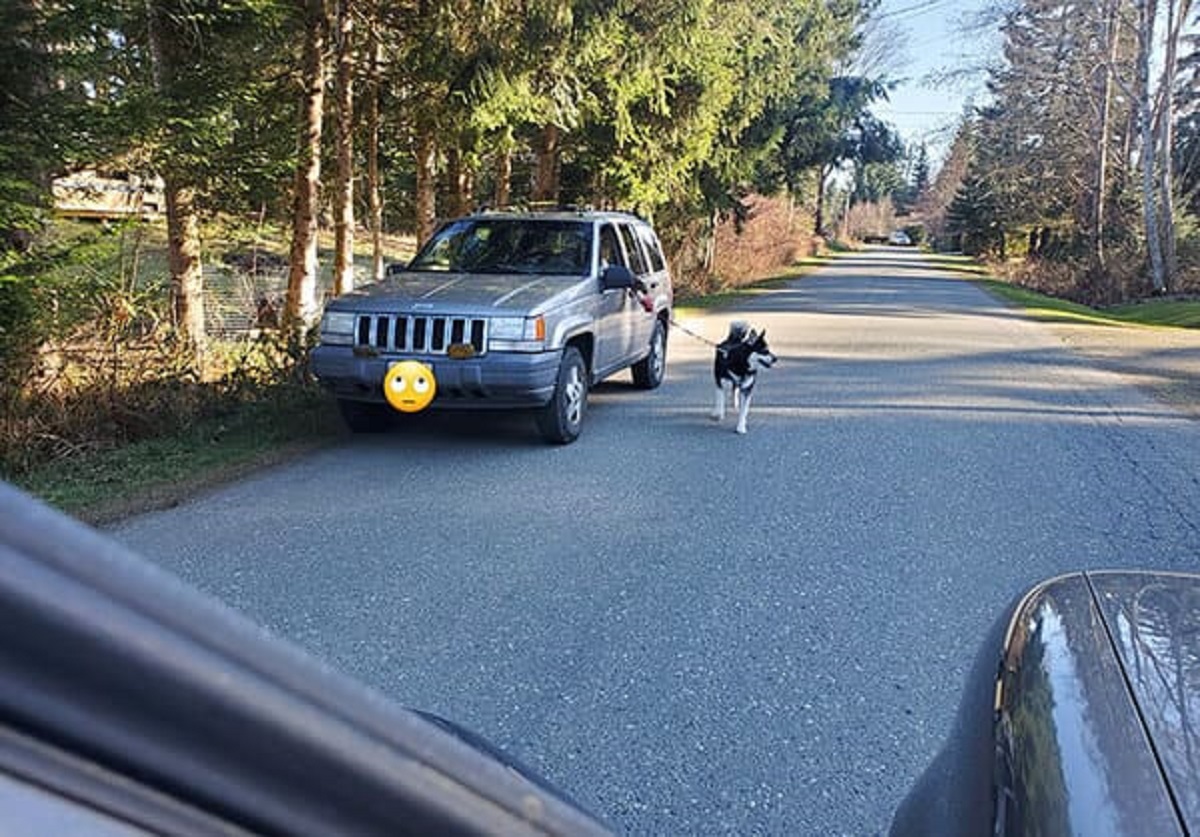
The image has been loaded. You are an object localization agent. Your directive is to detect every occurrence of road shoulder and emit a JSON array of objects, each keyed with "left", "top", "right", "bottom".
[{"left": 1045, "top": 321, "right": 1200, "bottom": 419}]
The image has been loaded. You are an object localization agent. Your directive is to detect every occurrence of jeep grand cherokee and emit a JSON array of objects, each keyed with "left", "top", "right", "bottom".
[{"left": 311, "top": 210, "right": 673, "bottom": 444}]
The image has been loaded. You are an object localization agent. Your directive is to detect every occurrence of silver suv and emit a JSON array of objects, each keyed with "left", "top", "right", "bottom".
[{"left": 311, "top": 210, "right": 673, "bottom": 443}]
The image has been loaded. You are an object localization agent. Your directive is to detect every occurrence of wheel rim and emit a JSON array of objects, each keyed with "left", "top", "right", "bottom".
[
  {"left": 564, "top": 365, "right": 584, "bottom": 426},
  {"left": 650, "top": 328, "right": 665, "bottom": 380}
]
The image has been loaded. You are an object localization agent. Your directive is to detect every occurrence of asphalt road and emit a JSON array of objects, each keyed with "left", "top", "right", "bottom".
[{"left": 111, "top": 249, "right": 1200, "bottom": 836}]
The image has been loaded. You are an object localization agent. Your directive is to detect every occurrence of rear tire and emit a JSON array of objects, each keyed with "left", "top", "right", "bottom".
[
  {"left": 536, "top": 347, "right": 587, "bottom": 444},
  {"left": 338, "top": 399, "right": 392, "bottom": 433},
  {"left": 631, "top": 319, "right": 667, "bottom": 389}
]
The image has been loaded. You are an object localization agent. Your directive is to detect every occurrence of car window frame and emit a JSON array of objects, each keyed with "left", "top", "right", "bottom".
[
  {"left": 598, "top": 223, "right": 626, "bottom": 272},
  {"left": 616, "top": 223, "right": 649, "bottom": 276},
  {"left": 635, "top": 224, "right": 667, "bottom": 273}
]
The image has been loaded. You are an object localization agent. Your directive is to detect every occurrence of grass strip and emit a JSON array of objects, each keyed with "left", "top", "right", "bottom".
[
  {"left": 14, "top": 391, "right": 341, "bottom": 524},
  {"left": 918, "top": 251, "right": 1200, "bottom": 329},
  {"left": 978, "top": 279, "right": 1200, "bottom": 329}
]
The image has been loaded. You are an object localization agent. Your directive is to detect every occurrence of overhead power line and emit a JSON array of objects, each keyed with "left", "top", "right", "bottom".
[{"left": 875, "top": 0, "right": 954, "bottom": 21}]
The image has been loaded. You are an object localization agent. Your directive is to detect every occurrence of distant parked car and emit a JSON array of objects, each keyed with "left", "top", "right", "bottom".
[
  {"left": 889, "top": 570, "right": 1200, "bottom": 837},
  {"left": 311, "top": 209, "right": 673, "bottom": 444},
  {"left": 887, "top": 230, "right": 912, "bottom": 246}
]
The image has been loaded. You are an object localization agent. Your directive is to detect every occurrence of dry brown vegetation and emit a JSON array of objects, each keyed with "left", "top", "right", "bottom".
[{"left": 667, "top": 195, "right": 817, "bottom": 299}]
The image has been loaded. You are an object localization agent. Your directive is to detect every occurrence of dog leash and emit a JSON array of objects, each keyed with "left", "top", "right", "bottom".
[{"left": 667, "top": 315, "right": 719, "bottom": 348}]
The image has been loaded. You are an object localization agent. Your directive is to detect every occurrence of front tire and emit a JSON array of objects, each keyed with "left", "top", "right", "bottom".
[
  {"left": 536, "top": 346, "right": 587, "bottom": 444},
  {"left": 631, "top": 319, "right": 667, "bottom": 389},
  {"left": 338, "top": 399, "right": 392, "bottom": 433}
]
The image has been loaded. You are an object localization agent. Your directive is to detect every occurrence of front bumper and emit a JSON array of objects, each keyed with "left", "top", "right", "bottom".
[{"left": 311, "top": 345, "right": 562, "bottom": 409}]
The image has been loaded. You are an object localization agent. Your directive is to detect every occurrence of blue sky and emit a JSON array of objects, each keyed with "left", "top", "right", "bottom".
[{"left": 866, "top": 0, "right": 1001, "bottom": 165}]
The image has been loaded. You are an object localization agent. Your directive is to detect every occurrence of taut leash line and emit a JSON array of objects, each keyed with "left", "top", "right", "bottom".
[{"left": 667, "top": 315, "right": 719, "bottom": 348}]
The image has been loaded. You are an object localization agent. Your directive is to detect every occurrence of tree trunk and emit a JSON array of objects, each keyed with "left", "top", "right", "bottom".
[
  {"left": 1157, "top": 0, "right": 1192, "bottom": 285},
  {"left": 1093, "top": 0, "right": 1119, "bottom": 271},
  {"left": 145, "top": 0, "right": 206, "bottom": 365},
  {"left": 286, "top": 0, "right": 327, "bottom": 332},
  {"left": 533, "top": 123, "right": 560, "bottom": 203},
  {"left": 331, "top": 0, "right": 355, "bottom": 297},
  {"left": 815, "top": 165, "right": 832, "bottom": 236},
  {"left": 164, "top": 181, "right": 206, "bottom": 366},
  {"left": 494, "top": 145, "right": 512, "bottom": 208},
  {"left": 366, "top": 1, "right": 383, "bottom": 281},
  {"left": 414, "top": 127, "right": 437, "bottom": 245},
  {"left": 446, "top": 147, "right": 473, "bottom": 217},
  {"left": 1136, "top": 0, "right": 1166, "bottom": 293},
  {"left": 702, "top": 209, "right": 718, "bottom": 272}
]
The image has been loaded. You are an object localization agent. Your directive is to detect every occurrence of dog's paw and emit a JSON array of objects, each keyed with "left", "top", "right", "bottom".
[{"left": 735, "top": 424, "right": 747, "bottom": 435}]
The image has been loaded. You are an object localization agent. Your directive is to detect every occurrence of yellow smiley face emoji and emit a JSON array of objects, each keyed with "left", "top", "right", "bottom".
[{"left": 383, "top": 360, "right": 437, "bottom": 413}]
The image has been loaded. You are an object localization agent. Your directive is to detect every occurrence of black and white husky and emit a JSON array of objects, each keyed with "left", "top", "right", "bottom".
[{"left": 711, "top": 321, "right": 777, "bottom": 434}]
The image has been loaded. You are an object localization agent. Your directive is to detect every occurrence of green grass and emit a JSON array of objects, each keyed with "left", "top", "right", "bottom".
[
  {"left": 979, "top": 280, "right": 1200, "bottom": 329},
  {"left": 911, "top": 251, "right": 1200, "bottom": 329},
  {"left": 1106, "top": 298, "right": 1200, "bottom": 327},
  {"left": 13, "top": 390, "right": 342, "bottom": 523},
  {"left": 977, "top": 281, "right": 1128, "bottom": 326}
]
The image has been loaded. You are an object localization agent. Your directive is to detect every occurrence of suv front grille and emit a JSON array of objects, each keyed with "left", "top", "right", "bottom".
[{"left": 355, "top": 314, "right": 488, "bottom": 356}]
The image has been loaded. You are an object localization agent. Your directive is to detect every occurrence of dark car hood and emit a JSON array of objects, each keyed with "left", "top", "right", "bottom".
[
  {"left": 334, "top": 270, "right": 591, "bottom": 315},
  {"left": 1090, "top": 571, "right": 1200, "bottom": 831},
  {"left": 889, "top": 570, "right": 1200, "bottom": 837}
]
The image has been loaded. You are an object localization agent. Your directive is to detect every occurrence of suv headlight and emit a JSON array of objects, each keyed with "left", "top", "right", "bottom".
[
  {"left": 489, "top": 316, "right": 545, "bottom": 351},
  {"left": 320, "top": 310, "right": 356, "bottom": 345}
]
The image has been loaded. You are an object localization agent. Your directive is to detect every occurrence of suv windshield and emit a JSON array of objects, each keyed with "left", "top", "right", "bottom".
[{"left": 408, "top": 219, "right": 592, "bottom": 276}]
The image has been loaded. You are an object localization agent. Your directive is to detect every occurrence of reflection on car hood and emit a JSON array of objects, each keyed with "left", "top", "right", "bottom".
[
  {"left": 1090, "top": 571, "right": 1200, "bottom": 831},
  {"left": 334, "top": 270, "right": 592, "bottom": 315}
]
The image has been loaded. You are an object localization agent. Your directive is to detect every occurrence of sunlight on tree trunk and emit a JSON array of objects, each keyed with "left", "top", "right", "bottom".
[
  {"left": 494, "top": 145, "right": 512, "bottom": 208},
  {"left": 1157, "top": 0, "right": 1192, "bottom": 282},
  {"left": 286, "top": 0, "right": 327, "bottom": 332},
  {"left": 414, "top": 128, "right": 437, "bottom": 245},
  {"left": 1093, "top": 0, "right": 1119, "bottom": 271},
  {"left": 164, "top": 181, "right": 206, "bottom": 366},
  {"left": 815, "top": 164, "right": 833, "bottom": 236},
  {"left": 534, "top": 124, "right": 560, "bottom": 203},
  {"left": 446, "top": 147, "right": 472, "bottom": 217},
  {"left": 332, "top": 0, "right": 355, "bottom": 297},
  {"left": 366, "top": 0, "right": 383, "bottom": 281},
  {"left": 145, "top": 0, "right": 206, "bottom": 367},
  {"left": 1136, "top": 0, "right": 1166, "bottom": 292}
]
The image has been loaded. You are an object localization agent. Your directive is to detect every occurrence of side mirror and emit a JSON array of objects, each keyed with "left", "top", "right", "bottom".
[
  {"left": 601, "top": 264, "right": 637, "bottom": 290},
  {"left": 385, "top": 261, "right": 407, "bottom": 276}
]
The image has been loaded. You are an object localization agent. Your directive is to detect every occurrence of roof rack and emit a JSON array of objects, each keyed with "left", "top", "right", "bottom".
[{"left": 473, "top": 201, "right": 596, "bottom": 215}]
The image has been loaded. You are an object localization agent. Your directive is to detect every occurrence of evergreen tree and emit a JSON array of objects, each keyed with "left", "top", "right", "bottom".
[
  {"left": 919, "top": 119, "right": 975, "bottom": 247},
  {"left": 946, "top": 169, "right": 1005, "bottom": 256}
]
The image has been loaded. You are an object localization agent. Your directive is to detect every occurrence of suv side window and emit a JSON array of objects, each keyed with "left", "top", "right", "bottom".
[
  {"left": 599, "top": 224, "right": 626, "bottom": 270},
  {"left": 636, "top": 225, "right": 666, "bottom": 273},
  {"left": 617, "top": 224, "right": 649, "bottom": 275}
]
